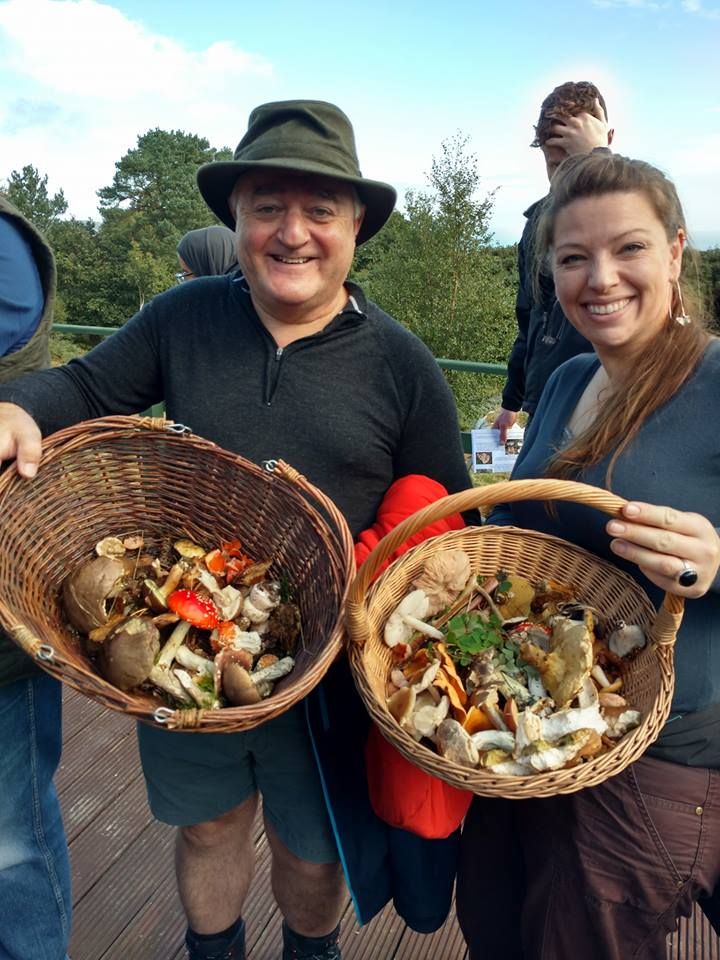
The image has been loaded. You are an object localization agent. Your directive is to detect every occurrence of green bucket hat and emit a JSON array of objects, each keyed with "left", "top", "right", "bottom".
[{"left": 197, "top": 100, "right": 397, "bottom": 245}]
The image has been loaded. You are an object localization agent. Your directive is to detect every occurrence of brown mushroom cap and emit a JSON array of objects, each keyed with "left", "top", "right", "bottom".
[
  {"left": 98, "top": 617, "right": 160, "bottom": 691},
  {"left": 63, "top": 556, "right": 127, "bottom": 634},
  {"left": 222, "top": 663, "right": 261, "bottom": 706}
]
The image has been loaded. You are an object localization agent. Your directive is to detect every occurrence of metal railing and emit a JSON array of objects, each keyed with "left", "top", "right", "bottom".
[
  {"left": 51, "top": 324, "right": 507, "bottom": 451},
  {"left": 51, "top": 324, "right": 508, "bottom": 376}
]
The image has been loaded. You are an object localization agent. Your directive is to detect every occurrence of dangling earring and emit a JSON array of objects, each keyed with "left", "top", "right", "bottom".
[{"left": 675, "top": 280, "right": 691, "bottom": 326}]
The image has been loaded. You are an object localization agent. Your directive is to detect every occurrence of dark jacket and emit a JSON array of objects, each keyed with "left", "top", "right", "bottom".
[
  {"left": 501, "top": 198, "right": 593, "bottom": 415},
  {"left": 0, "top": 196, "right": 55, "bottom": 687}
]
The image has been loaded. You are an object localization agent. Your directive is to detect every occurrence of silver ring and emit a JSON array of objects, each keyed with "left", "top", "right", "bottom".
[{"left": 678, "top": 560, "right": 698, "bottom": 588}]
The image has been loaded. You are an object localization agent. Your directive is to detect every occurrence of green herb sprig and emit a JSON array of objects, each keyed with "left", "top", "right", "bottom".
[{"left": 444, "top": 611, "right": 504, "bottom": 667}]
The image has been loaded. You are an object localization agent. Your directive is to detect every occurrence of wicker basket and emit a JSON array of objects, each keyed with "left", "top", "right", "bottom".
[
  {"left": 0, "top": 415, "right": 354, "bottom": 731},
  {"left": 345, "top": 479, "right": 684, "bottom": 798}
]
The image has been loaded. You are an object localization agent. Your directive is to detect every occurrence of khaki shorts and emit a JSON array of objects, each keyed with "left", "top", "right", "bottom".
[{"left": 136, "top": 703, "right": 338, "bottom": 864}]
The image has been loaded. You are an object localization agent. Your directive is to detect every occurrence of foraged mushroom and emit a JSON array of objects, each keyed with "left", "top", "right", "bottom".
[
  {"left": 98, "top": 617, "right": 160, "bottom": 691},
  {"left": 62, "top": 556, "right": 128, "bottom": 633},
  {"left": 520, "top": 614, "right": 594, "bottom": 708},
  {"left": 243, "top": 582, "right": 281, "bottom": 624},
  {"left": 147, "top": 620, "right": 193, "bottom": 703},
  {"left": 607, "top": 622, "right": 646, "bottom": 659},
  {"left": 143, "top": 562, "right": 186, "bottom": 612},
  {"left": 95, "top": 536, "right": 126, "bottom": 558},
  {"left": 388, "top": 685, "right": 417, "bottom": 725},
  {"left": 435, "top": 718, "right": 479, "bottom": 768},
  {"left": 222, "top": 663, "right": 262, "bottom": 706},
  {"left": 384, "top": 590, "right": 431, "bottom": 648},
  {"left": 412, "top": 551, "right": 472, "bottom": 614}
]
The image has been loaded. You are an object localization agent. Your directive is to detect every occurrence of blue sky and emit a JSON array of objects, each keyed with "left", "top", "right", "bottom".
[{"left": 0, "top": 0, "right": 718, "bottom": 246}]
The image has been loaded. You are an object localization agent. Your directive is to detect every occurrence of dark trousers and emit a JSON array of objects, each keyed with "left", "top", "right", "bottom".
[{"left": 457, "top": 756, "right": 720, "bottom": 960}]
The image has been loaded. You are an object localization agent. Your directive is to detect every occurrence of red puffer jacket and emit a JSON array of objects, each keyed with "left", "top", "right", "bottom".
[{"left": 355, "top": 474, "right": 473, "bottom": 839}]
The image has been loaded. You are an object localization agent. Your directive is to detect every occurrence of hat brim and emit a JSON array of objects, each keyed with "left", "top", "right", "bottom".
[{"left": 196, "top": 158, "right": 397, "bottom": 245}]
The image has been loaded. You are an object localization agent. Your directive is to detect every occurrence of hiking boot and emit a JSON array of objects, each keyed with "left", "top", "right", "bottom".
[
  {"left": 185, "top": 919, "right": 245, "bottom": 960},
  {"left": 281, "top": 921, "right": 341, "bottom": 960}
]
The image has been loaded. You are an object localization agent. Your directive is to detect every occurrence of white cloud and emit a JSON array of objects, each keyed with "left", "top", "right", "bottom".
[
  {"left": 0, "top": 0, "right": 275, "bottom": 218},
  {"left": 591, "top": 0, "right": 668, "bottom": 9},
  {"left": 681, "top": 0, "right": 720, "bottom": 17}
]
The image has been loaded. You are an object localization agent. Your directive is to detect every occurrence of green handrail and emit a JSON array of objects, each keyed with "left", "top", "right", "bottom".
[{"left": 51, "top": 324, "right": 508, "bottom": 379}]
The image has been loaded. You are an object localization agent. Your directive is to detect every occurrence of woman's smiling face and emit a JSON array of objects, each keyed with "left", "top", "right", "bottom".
[{"left": 552, "top": 190, "right": 684, "bottom": 364}]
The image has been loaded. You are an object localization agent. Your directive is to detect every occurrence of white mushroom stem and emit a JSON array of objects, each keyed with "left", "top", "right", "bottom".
[
  {"left": 175, "top": 645, "right": 214, "bottom": 676},
  {"left": 401, "top": 615, "right": 444, "bottom": 640},
  {"left": 474, "top": 585, "right": 504, "bottom": 622},
  {"left": 591, "top": 664, "right": 612, "bottom": 689},
  {"left": 148, "top": 664, "right": 192, "bottom": 703},
  {"left": 156, "top": 620, "right": 192, "bottom": 669},
  {"left": 161, "top": 563, "right": 186, "bottom": 597},
  {"left": 384, "top": 590, "right": 431, "bottom": 648},
  {"left": 251, "top": 656, "right": 295, "bottom": 684},
  {"left": 174, "top": 669, "right": 217, "bottom": 708}
]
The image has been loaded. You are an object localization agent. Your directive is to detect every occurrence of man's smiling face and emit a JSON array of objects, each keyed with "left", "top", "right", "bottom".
[{"left": 231, "top": 170, "right": 364, "bottom": 324}]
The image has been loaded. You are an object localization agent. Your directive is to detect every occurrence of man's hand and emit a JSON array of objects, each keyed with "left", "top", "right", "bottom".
[
  {"left": 544, "top": 99, "right": 613, "bottom": 157},
  {"left": 491, "top": 408, "right": 518, "bottom": 444},
  {"left": 0, "top": 403, "right": 42, "bottom": 478}
]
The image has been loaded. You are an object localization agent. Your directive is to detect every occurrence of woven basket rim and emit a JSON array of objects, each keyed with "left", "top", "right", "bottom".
[
  {"left": 0, "top": 415, "right": 356, "bottom": 731},
  {"left": 347, "top": 521, "right": 678, "bottom": 797}
]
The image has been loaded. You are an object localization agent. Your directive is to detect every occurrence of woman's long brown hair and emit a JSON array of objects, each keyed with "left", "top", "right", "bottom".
[{"left": 533, "top": 152, "right": 712, "bottom": 486}]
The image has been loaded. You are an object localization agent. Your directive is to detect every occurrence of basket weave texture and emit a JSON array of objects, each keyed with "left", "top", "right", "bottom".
[
  {"left": 345, "top": 479, "right": 684, "bottom": 798},
  {"left": 0, "top": 416, "right": 354, "bottom": 731}
]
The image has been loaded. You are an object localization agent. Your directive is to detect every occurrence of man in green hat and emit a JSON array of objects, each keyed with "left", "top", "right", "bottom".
[{"left": 0, "top": 101, "right": 471, "bottom": 959}]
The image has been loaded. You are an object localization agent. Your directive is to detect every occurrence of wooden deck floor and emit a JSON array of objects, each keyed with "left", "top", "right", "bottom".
[{"left": 58, "top": 687, "right": 719, "bottom": 960}]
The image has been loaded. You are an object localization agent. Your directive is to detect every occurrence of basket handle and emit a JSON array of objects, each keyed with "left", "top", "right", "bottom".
[
  {"left": 269, "top": 459, "right": 356, "bottom": 587},
  {"left": 345, "top": 478, "right": 683, "bottom": 649}
]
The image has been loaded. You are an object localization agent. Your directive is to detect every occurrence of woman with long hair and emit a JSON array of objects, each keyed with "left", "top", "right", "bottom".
[{"left": 457, "top": 152, "right": 720, "bottom": 960}]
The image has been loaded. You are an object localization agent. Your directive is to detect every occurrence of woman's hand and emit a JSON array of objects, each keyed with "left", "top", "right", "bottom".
[{"left": 606, "top": 502, "right": 720, "bottom": 598}]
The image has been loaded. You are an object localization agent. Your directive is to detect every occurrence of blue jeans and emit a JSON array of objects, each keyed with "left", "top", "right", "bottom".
[{"left": 0, "top": 674, "right": 71, "bottom": 960}]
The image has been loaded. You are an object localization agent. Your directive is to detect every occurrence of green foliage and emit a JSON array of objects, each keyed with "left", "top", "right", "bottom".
[
  {"left": 95, "top": 129, "right": 233, "bottom": 313},
  {"left": 353, "top": 133, "right": 517, "bottom": 426},
  {"left": 98, "top": 128, "right": 232, "bottom": 250},
  {"left": 444, "top": 610, "right": 504, "bottom": 666},
  {"left": 694, "top": 247, "right": 720, "bottom": 330},
  {"left": 2, "top": 164, "right": 67, "bottom": 234},
  {"left": 49, "top": 331, "right": 91, "bottom": 365},
  {"left": 3, "top": 130, "right": 233, "bottom": 328}
]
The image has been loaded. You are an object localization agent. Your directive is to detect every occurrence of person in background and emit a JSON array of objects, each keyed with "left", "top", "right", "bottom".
[
  {"left": 176, "top": 225, "right": 239, "bottom": 282},
  {"left": 0, "top": 195, "right": 71, "bottom": 960},
  {"left": 0, "top": 101, "right": 470, "bottom": 960},
  {"left": 458, "top": 151, "right": 720, "bottom": 959},
  {"left": 493, "top": 80, "right": 614, "bottom": 442}
]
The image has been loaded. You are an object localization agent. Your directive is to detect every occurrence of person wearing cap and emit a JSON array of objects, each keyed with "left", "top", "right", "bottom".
[
  {"left": 176, "top": 225, "right": 239, "bottom": 282},
  {"left": 492, "top": 80, "right": 614, "bottom": 442},
  {"left": 0, "top": 101, "right": 471, "bottom": 960},
  {"left": 0, "top": 196, "right": 72, "bottom": 960}
]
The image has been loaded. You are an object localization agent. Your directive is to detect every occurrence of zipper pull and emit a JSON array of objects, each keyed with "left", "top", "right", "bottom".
[{"left": 276, "top": 347, "right": 284, "bottom": 359}]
